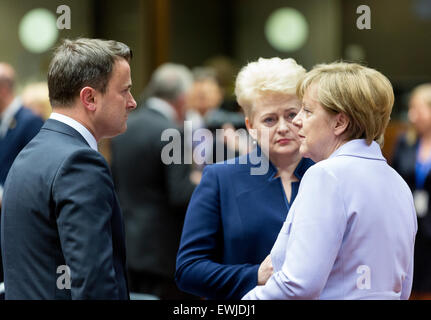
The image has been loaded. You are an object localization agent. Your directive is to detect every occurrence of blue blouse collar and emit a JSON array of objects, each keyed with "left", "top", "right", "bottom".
[{"left": 250, "top": 145, "right": 314, "bottom": 182}]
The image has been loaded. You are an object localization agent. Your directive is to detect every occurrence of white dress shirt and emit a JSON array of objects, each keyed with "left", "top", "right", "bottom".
[
  {"left": 243, "top": 139, "right": 417, "bottom": 300},
  {"left": 49, "top": 113, "right": 98, "bottom": 152}
]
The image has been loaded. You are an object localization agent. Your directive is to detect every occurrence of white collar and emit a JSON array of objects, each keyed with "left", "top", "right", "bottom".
[
  {"left": 147, "top": 97, "right": 177, "bottom": 123},
  {"left": 0, "top": 97, "right": 22, "bottom": 138},
  {"left": 329, "top": 139, "right": 385, "bottom": 161},
  {"left": 49, "top": 112, "right": 98, "bottom": 152}
]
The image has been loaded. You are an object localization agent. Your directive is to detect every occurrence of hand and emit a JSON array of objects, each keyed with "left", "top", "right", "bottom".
[{"left": 258, "top": 254, "right": 273, "bottom": 285}]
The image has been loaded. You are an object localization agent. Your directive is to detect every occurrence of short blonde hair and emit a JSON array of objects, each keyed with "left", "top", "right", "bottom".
[
  {"left": 411, "top": 83, "right": 431, "bottom": 107},
  {"left": 297, "top": 61, "right": 394, "bottom": 146},
  {"left": 235, "top": 57, "right": 306, "bottom": 118}
]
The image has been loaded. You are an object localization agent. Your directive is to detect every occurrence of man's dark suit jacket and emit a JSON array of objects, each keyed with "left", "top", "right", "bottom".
[
  {"left": 111, "top": 105, "right": 196, "bottom": 279},
  {"left": 1, "top": 119, "right": 129, "bottom": 300}
]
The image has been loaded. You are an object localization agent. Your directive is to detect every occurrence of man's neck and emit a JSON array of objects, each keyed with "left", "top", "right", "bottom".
[{"left": 52, "top": 107, "right": 99, "bottom": 142}]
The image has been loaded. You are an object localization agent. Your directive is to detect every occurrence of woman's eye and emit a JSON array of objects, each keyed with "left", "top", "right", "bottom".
[
  {"left": 302, "top": 107, "right": 311, "bottom": 114},
  {"left": 263, "top": 117, "right": 276, "bottom": 125},
  {"left": 287, "top": 112, "right": 298, "bottom": 120}
]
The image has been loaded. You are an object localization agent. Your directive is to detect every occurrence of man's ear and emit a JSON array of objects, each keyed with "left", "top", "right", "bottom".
[
  {"left": 334, "top": 112, "right": 350, "bottom": 137},
  {"left": 245, "top": 117, "right": 257, "bottom": 141},
  {"left": 80, "top": 87, "right": 96, "bottom": 111}
]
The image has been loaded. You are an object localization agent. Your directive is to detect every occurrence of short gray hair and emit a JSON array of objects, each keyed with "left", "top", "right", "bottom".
[
  {"left": 48, "top": 38, "right": 132, "bottom": 107},
  {"left": 235, "top": 57, "right": 306, "bottom": 118},
  {"left": 146, "top": 63, "right": 193, "bottom": 101}
]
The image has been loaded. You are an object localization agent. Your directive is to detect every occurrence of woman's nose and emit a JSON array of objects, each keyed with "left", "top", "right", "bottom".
[
  {"left": 292, "top": 113, "right": 302, "bottom": 128},
  {"left": 277, "top": 118, "right": 289, "bottom": 133}
]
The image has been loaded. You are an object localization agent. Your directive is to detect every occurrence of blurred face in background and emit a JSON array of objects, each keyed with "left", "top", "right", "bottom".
[
  {"left": 0, "top": 63, "right": 15, "bottom": 112},
  {"left": 408, "top": 92, "right": 431, "bottom": 136},
  {"left": 186, "top": 79, "right": 223, "bottom": 116},
  {"left": 246, "top": 93, "right": 301, "bottom": 161}
]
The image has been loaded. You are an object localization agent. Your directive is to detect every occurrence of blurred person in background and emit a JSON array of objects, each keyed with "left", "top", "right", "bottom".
[
  {"left": 186, "top": 66, "right": 251, "bottom": 167},
  {"left": 0, "top": 63, "right": 44, "bottom": 202},
  {"left": 175, "top": 57, "right": 314, "bottom": 300},
  {"left": 21, "top": 82, "right": 52, "bottom": 120},
  {"left": 0, "top": 63, "right": 43, "bottom": 292},
  {"left": 204, "top": 55, "right": 240, "bottom": 113},
  {"left": 186, "top": 67, "right": 223, "bottom": 130},
  {"left": 111, "top": 63, "right": 200, "bottom": 300},
  {"left": 204, "top": 56, "right": 250, "bottom": 163},
  {"left": 185, "top": 67, "right": 227, "bottom": 168},
  {"left": 392, "top": 83, "right": 431, "bottom": 299}
]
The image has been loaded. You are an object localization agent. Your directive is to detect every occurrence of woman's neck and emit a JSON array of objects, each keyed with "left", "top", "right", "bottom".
[{"left": 271, "top": 153, "right": 302, "bottom": 180}]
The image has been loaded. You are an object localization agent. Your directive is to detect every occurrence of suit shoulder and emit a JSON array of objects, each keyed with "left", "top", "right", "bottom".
[
  {"left": 27, "top": 131, "right": 108, "bottom": 175},
  {"left": 53, "top": 147, "right": 113, "bottom": 190},
  {"left": 207, "top": 154, "right": 252, "bottom": 173},
  {"left": 60, "top": 147, "right": 109, "bottom": 170}
]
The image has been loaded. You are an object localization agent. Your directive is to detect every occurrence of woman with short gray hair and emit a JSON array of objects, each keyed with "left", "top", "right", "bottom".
[{"left": 175, "top": 57, "right": 314, "bottom": 299}]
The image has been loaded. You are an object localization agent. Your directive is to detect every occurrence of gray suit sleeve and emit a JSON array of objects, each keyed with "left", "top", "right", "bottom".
[{"left": 53, "top": 149, "right": 120, "bottom": 300}]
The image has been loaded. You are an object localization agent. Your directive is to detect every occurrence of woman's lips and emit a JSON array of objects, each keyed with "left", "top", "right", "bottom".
[{"left": 277, "top": 138, "right": 292, "bottom": 145}]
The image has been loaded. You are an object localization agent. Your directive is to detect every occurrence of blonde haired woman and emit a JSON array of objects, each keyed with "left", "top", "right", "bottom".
[
  {"left": 175, "top": 57, "right": 314, "bottom": 299},
  {"left": 392, "top": 83, "right": 431, "bottom": 299},
  {"left": 243, "top": 62, "right": 417, "bottom": 300}
]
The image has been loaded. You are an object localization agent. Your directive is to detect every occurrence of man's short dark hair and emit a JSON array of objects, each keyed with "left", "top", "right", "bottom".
[{"left": 48, "top": 38, "right": 132, "bottom": 107}]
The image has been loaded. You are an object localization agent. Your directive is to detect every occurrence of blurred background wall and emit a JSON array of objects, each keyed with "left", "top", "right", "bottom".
[
  {"left": 0, "top": 0, "right": 94, "bottom": 91},
  {"left": 1, "top": 0, "right": 430, "bottom": 158}
]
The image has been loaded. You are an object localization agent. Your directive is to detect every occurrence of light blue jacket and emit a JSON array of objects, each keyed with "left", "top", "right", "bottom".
[{"left": 243, "top": 139, "right": 417, "bottom": 300}]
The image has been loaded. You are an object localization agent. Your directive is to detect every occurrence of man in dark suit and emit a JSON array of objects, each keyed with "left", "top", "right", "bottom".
[
  {"left": 1, "top": 38, "right": 137, "bottom": 300},
  {"left": 111, "top": 63, "right": 199, "bottom": 299},
  {"left": 0, "top": 63, "right": 44, "bottom": 290}
]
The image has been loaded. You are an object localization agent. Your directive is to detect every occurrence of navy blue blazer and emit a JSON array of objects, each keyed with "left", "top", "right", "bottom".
[
  {"left": 1, "top": 119, "right": 129, "bottom": 300},
  {"left": 0, "top": 106, "right": 44, "bottom": 185},
  {"left": 175, "top": 149, "right": 313, "bottom": 299}
]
